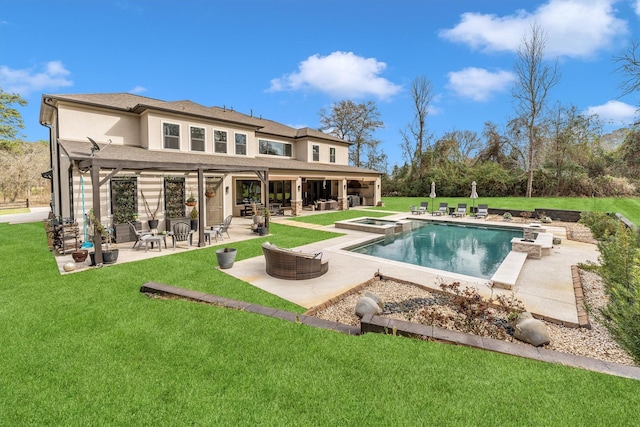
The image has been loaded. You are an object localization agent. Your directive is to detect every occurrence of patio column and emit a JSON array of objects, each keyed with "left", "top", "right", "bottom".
[
  {"left": 338, "top": 178, "right": 348, "bottom": 210},
  {"left": 291, "top": 177, "right": 303, "bottom": 216}
]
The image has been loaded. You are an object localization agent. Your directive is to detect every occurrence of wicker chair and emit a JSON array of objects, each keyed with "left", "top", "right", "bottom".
[{"left": 262, "top": 242, "right": 329, "bottom": 280}]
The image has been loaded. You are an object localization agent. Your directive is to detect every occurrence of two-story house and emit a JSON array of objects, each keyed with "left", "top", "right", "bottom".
[{"left": 39, "top": 93, "right": 381, "bottom": 251}]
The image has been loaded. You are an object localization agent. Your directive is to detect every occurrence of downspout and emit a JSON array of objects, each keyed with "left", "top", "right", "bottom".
[{"left": 41, "top": 97, "right": 62, "bottom": 218}]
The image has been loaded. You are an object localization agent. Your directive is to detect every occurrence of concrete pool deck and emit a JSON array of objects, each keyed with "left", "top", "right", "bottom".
[{"left": 227, "top": 212, "right": 599, "bottom": 326}]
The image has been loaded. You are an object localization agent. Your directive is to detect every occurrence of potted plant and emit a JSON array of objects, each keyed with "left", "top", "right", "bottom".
[
  {"left": 216, "top": 247, "right": 237, "bottom": 269},
  {"left": 503, "top": 212, "right": 512, "bottom": 222},
  {"left": 257, "top": 207, "right": 270, "bottom": 236},
  {"left": 87, "top": 210, "right": 119, "bottom": 265},
  {"left": 205, "top": 188, "right": 216, "bottom": 198},
  {"left": 190, "top": 206, "right": 199, "bottom": 231},
  {"left": 141, "top": 189, "right": 162, "bottom": 230},
  {"left": 186, "top": 193, "right": 197, "bottom": 207}
]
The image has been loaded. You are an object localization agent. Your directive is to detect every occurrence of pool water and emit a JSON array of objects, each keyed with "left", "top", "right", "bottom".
[{"left": 349, "top": 221, "right": 522, "bottom": 279}]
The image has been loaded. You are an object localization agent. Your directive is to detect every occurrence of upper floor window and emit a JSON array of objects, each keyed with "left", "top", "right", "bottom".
[
  {"left": 214, "top": 130, "right": 227, "bottom": 153},
  {"left": 190, "top": 127, "right": 205, "bottom": 152},
  {"left": 312, "top": 145, "right": 320, "bottom": 162},
  {"left": 163, "top": 123, "right": 180, "bottom": 149},
  {"left": 259, "top": 139, "right": 292, "bottom": 157},
  {"left": 235, "top": 133, "right": 247, "bottom": 155},
  {"left": 330, "top": 147, "right": 336, "bottom": 163}
]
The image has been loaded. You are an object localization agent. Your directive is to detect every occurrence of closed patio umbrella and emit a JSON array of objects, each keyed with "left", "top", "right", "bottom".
[
  {"left": 429, "top": 182, "right": 436, "bottom": 214},
  {"left": 470, "top": 181, "right": 478, "bottom": 212}
]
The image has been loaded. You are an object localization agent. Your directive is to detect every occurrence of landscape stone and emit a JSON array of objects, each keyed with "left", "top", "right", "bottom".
[
  {"left": 364, "top": 291, "right": 384, "bottom": 309},
  {"left": 355, "top": 296, "right": 382, "bottom": 318},
  {"left": 514, "top": 313, "right": 550, "bottom": 346}
]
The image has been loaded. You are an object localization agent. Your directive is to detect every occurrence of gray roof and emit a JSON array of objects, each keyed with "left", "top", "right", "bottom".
[
  {"left": 41, "top": 93, "right": 350, "bottom": 145},
  {"left": 59, "top": 140, "right": 379, "bottom": 176}
]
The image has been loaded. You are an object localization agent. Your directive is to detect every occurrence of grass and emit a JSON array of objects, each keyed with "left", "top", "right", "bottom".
[
  {"left": 2, "top": 215, "right": 640, "bottom": 425},
  {"left": 376, "top": 196, "right": 640, "bottom": 225}
]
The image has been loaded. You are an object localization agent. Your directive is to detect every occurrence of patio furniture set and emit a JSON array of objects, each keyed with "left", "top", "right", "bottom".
[{"left": 409, "top": 202, "right": 488, "bottom": 219}]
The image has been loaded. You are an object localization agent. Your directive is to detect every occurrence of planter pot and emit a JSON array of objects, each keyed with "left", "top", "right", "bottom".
[
  {"left": 148, "top": 219, "right": 159, "bottom": 230},
  {"left": 205, "top": 192, "right": 215, "bottom": 198},
  {"left": 103, "top": 249, "right": 119, "bottom": 264},
  {"left": 252, "top": 215, "right": 263, "bottom": 225},
  {"left": 72, "top": 249, "right": 89, "bottom": 263},
  {"left": 257, "top": 226, "right": 268, "bottom": 236},
  {"left": 190, "top": 219, "right": 198, "bottom": 231},
  {"left": 216, "top": 248, "right": 237, "bottom": 269},
  {"left": 186, "top": 200, "right": 197, "bottom": 207}
]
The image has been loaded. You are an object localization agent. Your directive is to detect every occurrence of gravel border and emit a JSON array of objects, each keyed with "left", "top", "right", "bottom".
[{"left": 310, "top": 220, "right": 637, "bottom": 367}]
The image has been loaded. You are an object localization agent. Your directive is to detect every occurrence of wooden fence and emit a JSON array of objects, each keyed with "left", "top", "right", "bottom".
[{"left": 0, "top": 199, "right": 30, "bottom": 210}]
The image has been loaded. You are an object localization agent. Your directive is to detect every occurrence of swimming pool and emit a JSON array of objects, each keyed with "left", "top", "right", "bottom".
[{"left": 348, "top": 221, "right": 522, "bottom": 279}]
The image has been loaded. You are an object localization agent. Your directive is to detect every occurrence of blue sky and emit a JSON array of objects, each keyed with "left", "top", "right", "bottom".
[{"left": 2, "top": 0, "right": 640, "bottom": 170}]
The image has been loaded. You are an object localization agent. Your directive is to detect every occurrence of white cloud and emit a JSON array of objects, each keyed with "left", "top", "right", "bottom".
[
  {"left": 0, "top": 60, "right": 73, "bottom": 96},
  {"left": 635, "top": 0, "right": 640, "bottom": 16},
  {"left": 129, "top": 86, "right": 147, "bottom": 94},
  {"left": 585, "top": 100, "right": 637, "bottom": 125},
  {"left": 268, "top": 51, "right": 402, "bottom": 100},
  {"left": 439, "top": 0, "right": 628, "bottom": 59},
  {"left": 447, "top": 67, "right": 515, "bottom": 101}
]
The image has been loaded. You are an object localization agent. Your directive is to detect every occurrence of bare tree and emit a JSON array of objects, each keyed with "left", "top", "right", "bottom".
[
  {"left": 319, "top": 100, "right": 384, "bottom": 168},
  {"left": 511, "top": 24, "right": 560, "bottom": 197},
  {"left": 615, "top": 40, "right": 640, "bottom": 101},
  {"left": 400, "top": 76, "right": 434, "bottom": 180}
]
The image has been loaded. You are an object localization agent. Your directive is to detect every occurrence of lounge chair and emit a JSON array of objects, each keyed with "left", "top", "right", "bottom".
[
  {"left": 452, "top": 203, "right": 467, "bottom": 217},
  {"left": 475, "top": 204, "right": 488, "bottom": 219},
  {"left": 433, "top": 202, "right": 448, "bottom": 216},
  {"left": 410, "top": 205, "right": 419, "bottom": 215},
  {"left": 128, "top": 222, "right": 152, "bottom": 250},
  {"left": 418, "top": 201, "right": 428, "bottom": 214},
  {"left": 262, "top": 242, "right": 329, "bottom": 280}
]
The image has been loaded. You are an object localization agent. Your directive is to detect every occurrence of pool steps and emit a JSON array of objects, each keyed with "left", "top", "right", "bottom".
[{"left": 491, "top": 251, "right": 528, "bottom": 290}]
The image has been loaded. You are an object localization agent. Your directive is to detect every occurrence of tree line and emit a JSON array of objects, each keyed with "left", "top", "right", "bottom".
[{"left": 320, "top": 25, "right": 640, "bottom": 198}]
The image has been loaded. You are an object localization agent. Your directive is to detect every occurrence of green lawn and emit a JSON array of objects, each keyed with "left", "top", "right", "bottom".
[
  {"left": 1, "top": 216, "right": 640, "bottom": 425},
  {"left": 376, "top": 196, "right": 640, "bottom": 225}
]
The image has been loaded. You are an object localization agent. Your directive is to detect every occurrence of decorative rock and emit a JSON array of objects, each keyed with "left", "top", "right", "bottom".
[
  {"left": 364, "top": 291, "right": 384, "bottom": 309},
  {"left": 355, "top": 296, "right": 382, "bottom": 318},
  {"left": 63, "top": 262, "right": 77, "bottom": 272},
  {"left": 514, "top": 312, "right": 550, "bottom": 346}
]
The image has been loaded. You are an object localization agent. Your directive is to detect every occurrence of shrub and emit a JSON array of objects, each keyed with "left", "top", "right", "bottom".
[
  {"left": 594, "top": 224, "right": 640, "bottom": 364},
  {"left": 579, "top": 211, "right": 619, "bottom": 240}
]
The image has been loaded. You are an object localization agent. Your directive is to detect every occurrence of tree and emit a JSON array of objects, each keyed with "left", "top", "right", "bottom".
[
  {"left": 400, "top": 76, "right": 434, "bottom": 181},
  {"left": 544, "top": 103, "right": 602, "bottom": 193},
  {"left": 511, "top": 24, "right": 560, "bottom": 197},
  {"left": 0, "top": 141, "right": 49, "bottom": 201},
  {"left": 318, "top": 100, "right": 384, "bottom": 169},
  {"left": 477, "top": 121, "right": 511, "bottom": 166},
  {"left": 615, "top": 40, "right": 640, "bottom": 102},
  {"left": 0, "top": 88, "right": 27, "bottom": 143}
]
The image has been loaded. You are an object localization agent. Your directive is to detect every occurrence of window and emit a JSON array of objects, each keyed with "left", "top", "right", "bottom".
[
  {"left": 312, "top": 145, "right": 320, "bottom": 162},
  {"left": 235, "top": 179, "right": 262, "bottom": 205},
  {"left": 163, "top": 123, "right": 180, "bottom": 149},
  {"left": 214, "top": 130, "right": 227, "bottom": 153},
  {"left": 258, "top": 139, "right": 292, "bottom": 157},
  {"left": 235, "top": 133, "right": 247, "bottom": 155},
  {"left": 190, "top": 127, "right": 205, "bottom": 152}
]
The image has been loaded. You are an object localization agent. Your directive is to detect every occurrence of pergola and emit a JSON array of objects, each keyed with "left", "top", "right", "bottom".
[{"left": 62, "top": 140, "right": 269, "bottom": 264}]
